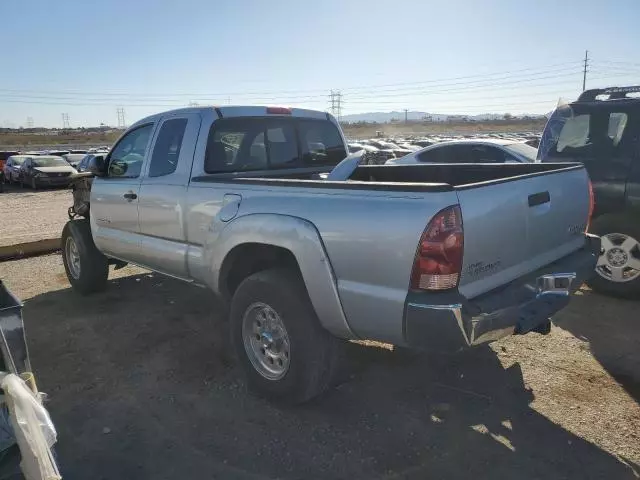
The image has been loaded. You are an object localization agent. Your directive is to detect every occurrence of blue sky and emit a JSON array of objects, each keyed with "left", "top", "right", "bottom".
[{"left": 1, "top": 0, "right": 639, "bottom": 127}]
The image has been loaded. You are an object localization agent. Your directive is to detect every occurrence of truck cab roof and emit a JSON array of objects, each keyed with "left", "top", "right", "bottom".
[{"left": 130, "top": 106, "right": 334, "bottom": 130}]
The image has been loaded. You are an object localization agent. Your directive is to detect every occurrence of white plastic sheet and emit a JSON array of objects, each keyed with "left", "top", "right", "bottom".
[{"left": 1, "top": 374, "right": 60, "bottom": 480}]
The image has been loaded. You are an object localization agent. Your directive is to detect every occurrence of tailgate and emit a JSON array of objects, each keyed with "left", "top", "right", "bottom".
[{"left": 456, "top": 166, "right": 590, "bottom": 299}]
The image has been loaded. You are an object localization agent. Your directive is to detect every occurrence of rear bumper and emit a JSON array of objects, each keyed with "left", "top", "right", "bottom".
[{"left": 403, "top": 234, "right": 601, "bottom": 352}]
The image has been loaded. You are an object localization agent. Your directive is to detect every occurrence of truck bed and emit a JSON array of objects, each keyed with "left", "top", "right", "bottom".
[
  {"left": 192, "top": 162, "right": 583, "bottom": 191},
  {"left": 347, "top": 162, "right": 584, "bottom": 189}
]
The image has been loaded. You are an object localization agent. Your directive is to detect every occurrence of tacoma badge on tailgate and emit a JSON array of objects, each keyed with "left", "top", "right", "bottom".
[{"left": 466, "top": 260, "right": 502, "bottom": 277}]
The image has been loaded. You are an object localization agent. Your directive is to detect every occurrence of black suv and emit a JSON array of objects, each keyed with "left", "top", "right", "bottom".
[{"left": 538, "top": 86, "right": 640, "bottom": 297}]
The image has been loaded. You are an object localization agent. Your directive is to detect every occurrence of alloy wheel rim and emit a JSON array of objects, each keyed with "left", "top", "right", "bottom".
[
  {"left": 595, "top": 232, "right": 640, "bottom": 283},
  {"left": 65, "top": 237, "right": 81, "bottom": 280}
]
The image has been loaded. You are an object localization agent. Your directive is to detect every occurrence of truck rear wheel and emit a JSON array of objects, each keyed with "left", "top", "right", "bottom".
[
  {"left": 230, "top": 268, "right": 344, "bottom": 404},
  {"left": 62, "top": 219, "right": 109, "bottom": 295},
  {"left": 586, "top": 214, "right": 640, "bottom": 298}
]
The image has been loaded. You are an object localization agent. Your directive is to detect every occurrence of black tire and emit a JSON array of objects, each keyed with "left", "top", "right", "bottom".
[
  {"left": 586, "top": 214, "right": 640, "bottom": 298},
  {"left": 61, "top": 219, "right": 109, "bottom": 295},
  {"left": 230, "top": 268, "right": 345, "bottom": 404}
]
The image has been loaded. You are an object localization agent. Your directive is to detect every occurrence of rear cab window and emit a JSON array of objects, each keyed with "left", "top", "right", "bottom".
[{"left": 204, "top": 117, "right": 346, "bottom": 173}]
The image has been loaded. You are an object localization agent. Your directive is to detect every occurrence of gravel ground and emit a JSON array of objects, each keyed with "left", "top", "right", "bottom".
[
  {"left": 0, "top": 185, "right": 70, "bottom": 246},
  {"left": 0, "top": 254, "right": 638, "bottom": 479}
]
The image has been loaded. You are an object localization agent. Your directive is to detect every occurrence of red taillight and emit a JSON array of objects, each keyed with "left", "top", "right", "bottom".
[
  {"left": 266, "top": 106, "right": 292, "bottom": 115},
  {"left": 586, "top": 180, "right": 595, "bottom": 232},
  {"left": 410, "top": 205, "right": 464, "bottom": 291}
]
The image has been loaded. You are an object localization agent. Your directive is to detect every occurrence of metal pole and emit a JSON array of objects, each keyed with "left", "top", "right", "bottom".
[{"left": 583, "top": 50, "right": 589, "bottom": 91}]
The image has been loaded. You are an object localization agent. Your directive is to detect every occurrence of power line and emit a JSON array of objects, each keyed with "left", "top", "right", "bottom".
[
  {"left": 0, "top": 71, "right": 584, "bottom": 105},
  {"left": 0, "top": 62, "right": 583, "bottom": 100},
  {"left": 61, "top": 113, "right": 70, "bottom": 128}
]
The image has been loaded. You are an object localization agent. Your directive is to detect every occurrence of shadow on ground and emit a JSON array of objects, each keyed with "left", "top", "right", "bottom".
[
  {"left": 558, "top": 288, "right": 640, "bottom": 403},
  {"left": 21, "top": 274, "right": 638, "bottom": 479}
]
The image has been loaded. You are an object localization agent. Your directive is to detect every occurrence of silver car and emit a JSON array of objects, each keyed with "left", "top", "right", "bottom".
[
  {"left": 2, "top": 155, "right": 30, "bottom": 183},
  {"left": 386, "top": 138, "right": 539, "bottom": 164}
]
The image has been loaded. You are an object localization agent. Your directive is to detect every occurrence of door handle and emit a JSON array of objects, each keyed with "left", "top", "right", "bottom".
[
  {"left": 528, "top": 191, "right": 550, "bottom": 207},
  {"left": 123, "top": 191, "right": 138, "bottom": 201}
]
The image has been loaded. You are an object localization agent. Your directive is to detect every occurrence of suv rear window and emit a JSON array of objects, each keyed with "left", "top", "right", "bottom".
[
  {"left": 204, "top": 118, "right": 345, "bottom": 173},
  {"left": 539, "top": 104, "right": 633, "bottom": 160}
]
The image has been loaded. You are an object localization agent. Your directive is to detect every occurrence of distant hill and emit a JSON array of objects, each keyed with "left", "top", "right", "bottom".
[{"left": 340, "top": 111, "right": 543, "bottom": 123}]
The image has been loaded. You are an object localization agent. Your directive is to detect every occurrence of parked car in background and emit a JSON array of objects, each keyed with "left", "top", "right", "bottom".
[
  {"left": 348, "top": 143, "right": 379, "bottom": 153},
  {"left": 386, "top": 139, "right": 538, "bottom": 165},
  {"left": 62, "top": 153, "right": 87, "bottom": 169},
  {"left": 2, "top": 155, "right": 30, "bottom": 184},
  {"left": 0, "top": 151, "right": 20, "bottom": 187},
  {"left": 538, "top": 85, "right": 640, "bottom": 297},
  {"left": 19, "top": 156, "right": 77, "bottom": 189}
]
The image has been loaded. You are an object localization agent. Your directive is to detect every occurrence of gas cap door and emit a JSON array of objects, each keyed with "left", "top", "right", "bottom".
[{"left": 219, "top": 194, "right": 242, "bottom": 222}]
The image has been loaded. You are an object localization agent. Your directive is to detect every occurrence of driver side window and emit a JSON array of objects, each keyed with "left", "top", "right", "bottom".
[
  {"left": 148, "top": 118, "right": 188, "bottom": 177},
  {"left": 108, "top": 124, "right": 154, "bottom": 178}
]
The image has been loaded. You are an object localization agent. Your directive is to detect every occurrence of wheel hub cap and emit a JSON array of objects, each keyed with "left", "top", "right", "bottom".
[
  {"left": 606, "top": 248, "right": 628, "bottom": 267},
  {"left": 242, "top": 302, "right": 290, "bottom": 380}
]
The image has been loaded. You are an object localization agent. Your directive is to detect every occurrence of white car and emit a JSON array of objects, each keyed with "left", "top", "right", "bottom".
[{"left": 386, "top": 139, "right": 538, "bottom": 165}]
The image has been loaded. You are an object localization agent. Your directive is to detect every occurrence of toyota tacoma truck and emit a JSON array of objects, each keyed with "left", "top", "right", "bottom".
[{"left": 61, "top": 105, "right": 600, "bottom": 403}]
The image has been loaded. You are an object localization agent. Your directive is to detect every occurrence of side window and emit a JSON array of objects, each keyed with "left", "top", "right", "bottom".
[
  {"left": 608, "top": 112, "right": 628, "bottom": 147},
  {"left": 108, "top": 124, "right": 154, "bottom": 178},
  {"left": 298, "top": 120, "right": 347, "bottom": 166},
  {"left": 416, "top": 147, "right": 445, "bottom": 163},
  {"left": 470, "top": 145, "right": 504, "bottom": 163},
  {"left": 556, "top": 114, "right": 590, "bottom": 152},
  {"left": 148, "top": 118, "right": 188, "bottom": 177}
]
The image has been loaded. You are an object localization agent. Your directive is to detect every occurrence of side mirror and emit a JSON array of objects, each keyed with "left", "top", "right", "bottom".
[{"left": 87, "top": 155, "right": 107, "bottom": 176}]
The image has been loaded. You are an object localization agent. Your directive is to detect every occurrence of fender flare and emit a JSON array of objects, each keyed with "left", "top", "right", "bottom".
[{"left": 209, "top": 213, "right": 356, "bottom": 340}]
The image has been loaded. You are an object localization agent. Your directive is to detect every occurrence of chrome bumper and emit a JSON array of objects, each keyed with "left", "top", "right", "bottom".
[{"left": 403, "top": 234, "right": 601, "bottom": 352}]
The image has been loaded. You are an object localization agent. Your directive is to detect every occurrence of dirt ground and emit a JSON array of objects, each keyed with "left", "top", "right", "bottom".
[
  {"left": 0, "top": 184, "right": 70, "bottom": 246},
  {"left": 0, "top": 254, "right": 638, "bottom": 479}
]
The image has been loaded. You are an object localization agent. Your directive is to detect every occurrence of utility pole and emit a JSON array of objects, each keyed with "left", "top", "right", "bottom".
[
  {"left": 116, "top": 107, "right": 126, "bottom": 129},
  {"left": 404, "top": 109, "right": 408, "bottom": 124},
  {"left": 582, "top": 50, "right": 589, "bottom": 92},
  {"left": 61, "top": 113, "right": 70, "bottom": 129}
]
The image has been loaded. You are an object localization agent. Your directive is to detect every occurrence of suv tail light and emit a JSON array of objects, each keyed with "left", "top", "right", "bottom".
[
  {"left": 410, "top": 205, "right": 464, "bottom": 291},
  {"left": 586, "top": 179, "right": 595, "bottom": 232}
]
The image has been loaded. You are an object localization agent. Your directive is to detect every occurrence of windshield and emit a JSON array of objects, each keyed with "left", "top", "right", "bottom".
[
  {"left": 504, "top": 142, "right": 538, "bottom": 161},
  {"left": 10, "top": 157, "right": 26, "bottom": 165},
  {"left": 63, "top": 154, "right": 85, "bottom": 163},
  {"left": 32, "top": 156, "right": 68, "bottom": 167}
]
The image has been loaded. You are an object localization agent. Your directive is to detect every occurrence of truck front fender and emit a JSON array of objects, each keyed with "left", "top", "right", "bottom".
[{"left": 208, "top": 213, "right": 356, "bottom": 340}]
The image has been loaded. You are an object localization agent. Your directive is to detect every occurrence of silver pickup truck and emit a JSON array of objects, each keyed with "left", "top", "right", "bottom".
[{"left": 62, "top": 106, "right": 600, "bottom": 403}]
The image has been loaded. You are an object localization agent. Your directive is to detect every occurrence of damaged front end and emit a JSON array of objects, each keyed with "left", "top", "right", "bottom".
[{"left": 68, "top": 172, "right": 94, "bottom": 219}]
